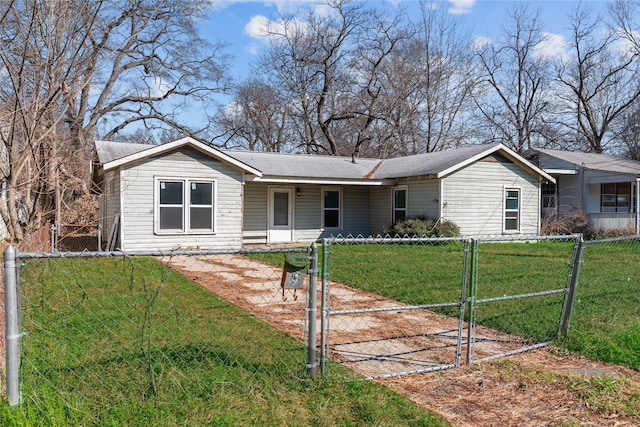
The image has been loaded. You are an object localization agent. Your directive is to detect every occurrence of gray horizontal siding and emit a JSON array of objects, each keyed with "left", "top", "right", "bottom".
[
  {"left": 442, "top": 161, "right": 540, "bottom": 235},
  {"left": 406, "top": 179, "right": 440, "bottom": 219},
  {"left": 369, "top": 186, "right": 391, "bottom": 235},
  {"left": 243, "top": 183, "right": 373, "bottom": 242},
  {"left": 120, "top": 147, "right": 244, "bottom": 250},
  {"left": 243, "top": 182, "right": 268, "bottom": 242}
]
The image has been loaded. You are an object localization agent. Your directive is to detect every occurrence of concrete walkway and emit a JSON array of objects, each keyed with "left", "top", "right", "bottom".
[{"left": 164, "top": 253, "right": 531, "bottom": 379}]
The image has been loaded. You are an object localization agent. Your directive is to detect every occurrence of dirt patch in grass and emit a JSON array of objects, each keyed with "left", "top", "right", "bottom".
[{"left": 165, "top": 254, "right": 640, "bottom": 427}]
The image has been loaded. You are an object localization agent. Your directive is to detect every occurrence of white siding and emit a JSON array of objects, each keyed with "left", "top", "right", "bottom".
[
  {"left": 120, "top": 147, "right": 244, "bottom": 250},
  {"left": 99, "top": 170, "right": 121, "bottom": 247},
  {"left": 442, "top": 159, "right": 540, "bottom": 235}
]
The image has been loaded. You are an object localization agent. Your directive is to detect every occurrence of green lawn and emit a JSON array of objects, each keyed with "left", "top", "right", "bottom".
[
  {"left": 1, "top": 257, "right": 448, "bottom": 426},
  {"left": 305, "top": 240, "right": 638, "bottom": 371},
  {"left": 561, "top": 242, "right": 640, "bottom": 369}
]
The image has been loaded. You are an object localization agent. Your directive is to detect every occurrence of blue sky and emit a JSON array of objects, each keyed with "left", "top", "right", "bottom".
[{"left": 201, "top": 0, "right": 613, "bottom": 80}]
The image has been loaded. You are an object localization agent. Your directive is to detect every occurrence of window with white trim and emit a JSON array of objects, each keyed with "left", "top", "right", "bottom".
[
  {"left": 322, "top": 188, "right": 341, "bottom": 229},
  {"left": 504, "top": 188, "right": 520, "bottom": 231},
  {"left": 157, "top": 179, "right": 215, "bottom": 233},
  {"left": 393, "top": 187, "right": 407, "bottom": 223}
]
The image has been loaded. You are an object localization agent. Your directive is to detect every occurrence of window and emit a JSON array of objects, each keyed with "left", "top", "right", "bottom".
[
  {"left": 393, "top": 187, "right": 407, "bottom": 223},
  {"left": 541, "top": 182, "right": 556, "bottom": 209},
  {"left": 504, "top": 188, "right": 520, "bottom": 231},
  {"left": 157, "top": 179, "right": 215, "bottom": 233},
  {"left": 322, "top": 188, "right": 341, "bottom": 229},
  {"left": 601, "top": 182, "right": 631, "bottom": 213}
]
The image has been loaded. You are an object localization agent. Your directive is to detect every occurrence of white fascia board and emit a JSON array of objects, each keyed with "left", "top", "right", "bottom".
[
  {"left": 437, "top": 144, "right": 556, "bottom": 184},
  {"left": 102, "top": 137, "right": 262, "bottom": 177},
  {"left": 544, "top": 169, "right": 578, "bottom": 175},
  {"left": 247, "top": 176, "right": 393, "bottom": 186}
]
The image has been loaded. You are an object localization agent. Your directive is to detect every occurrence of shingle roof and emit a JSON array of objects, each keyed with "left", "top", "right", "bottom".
[
  {"left": 225, "top": 150, "right": 382, "bottom": 180},
  {"left": 534, "top": 148, "right": 640, "bottom": 175},
  {"left": 93, "top": 140, "right": 550, "bottom": 182},
  {"left": 94, "top": 140, "right": 151, "bottom": 164},
  {"left": 372, "top": 143, "right": 501, "bottom": 178}
]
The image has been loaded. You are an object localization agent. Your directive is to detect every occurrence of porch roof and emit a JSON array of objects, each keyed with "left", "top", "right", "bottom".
[{"left": 532, "top": 148, "right": 640, "bottom": 176}]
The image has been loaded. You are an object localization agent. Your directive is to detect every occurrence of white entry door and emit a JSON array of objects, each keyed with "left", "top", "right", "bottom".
[{"left": 268, "top": 187, "right": 293, "bottom": 243}]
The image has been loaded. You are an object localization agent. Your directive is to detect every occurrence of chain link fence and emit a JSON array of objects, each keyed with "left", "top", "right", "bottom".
[
  {"left": 4, "top": 246, "right": 315, "bottom": 422},
  {"left": 4, "top": 233, "right": 639, "bottom": 418},
  {"left": 569, "top": 236, "right": 640, "bottom": 368},
  {"left": 51, "top": 224, "right": 101, "bottom": 252}
]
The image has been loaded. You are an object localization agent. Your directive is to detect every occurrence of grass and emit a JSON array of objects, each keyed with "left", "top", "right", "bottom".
[
  {"left": 255, "top": 239, "right": 639, "bottom": 371},
  {"left": 0, "top": 257, "right": 449, "bottom": 426},
  {"left": 559, "top": 242, "right": 640, "bottom": 369}
]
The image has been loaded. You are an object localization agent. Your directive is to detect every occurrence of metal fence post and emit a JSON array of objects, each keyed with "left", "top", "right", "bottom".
[
  {"left": 97, "top": 223, "right": 102, "bottom": 252},
  {"left": 319, "top": 239, "right": 329, "bottom": 375},
  {"left": 50, "top": 223, "right": 57, "bottom": 252},
  {"left": 465, "top": 238, "right": 479, "bottom": 365},
  {"left": 306, "top": 243, "right": 318, "bottom": 379},
  {"left": 455, "top": 238, "right": 471, "bottom": 367},
  {"left": 4, "top": 245, "right": 20, "bottom": 406},
  {"left": 559, "top": 234, "right": 585, "bottom": 337}
]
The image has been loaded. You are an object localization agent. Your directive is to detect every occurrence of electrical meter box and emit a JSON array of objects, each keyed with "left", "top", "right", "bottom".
[{"left": 280, "top": 253, "right": 309, "bottom": 300}]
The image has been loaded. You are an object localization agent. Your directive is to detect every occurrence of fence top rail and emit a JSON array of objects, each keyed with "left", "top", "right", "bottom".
[
  {"left": 584, "top": 234, "right": 640, "bottom": 245},
  {"left": 321, "top": 235, "right": 468, "bottom": 244},
  {"left": 321, "top": 234, "right": 582, "bottom": 245},
  {"left": 9, "top": 246, "right": 309, "bottom": 260},
  {"left": 474, "top": 233, "right": 582, "bottom": 243}
]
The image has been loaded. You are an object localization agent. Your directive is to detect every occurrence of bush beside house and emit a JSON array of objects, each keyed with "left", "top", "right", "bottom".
[{"left": 383, "top": 217, "right": 460, "bottom": 238}]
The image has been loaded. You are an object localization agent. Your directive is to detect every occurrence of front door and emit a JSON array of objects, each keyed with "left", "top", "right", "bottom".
[{"left": 268, "top": 187, "right": 293, "bottom": 243}]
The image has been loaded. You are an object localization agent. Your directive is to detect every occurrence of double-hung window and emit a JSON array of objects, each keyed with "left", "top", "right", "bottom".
[
  {"left": 393, "top": 187, "right": 407, "bottom": 223},
  {"left": 504, "top": 188, "right": 520, "bottom": 231},
  {"left": 157, "top": 179, "right": 215, "bottom": 233},
  {"left": 322, "top": 188, "right": 341, "bottom": 230},
  {"left": 601, "top": 182, "right": 631, "bottom": 213}
]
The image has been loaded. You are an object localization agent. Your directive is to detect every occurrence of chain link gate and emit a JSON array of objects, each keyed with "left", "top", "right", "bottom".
[
  {"left": 318, "top": 235, "right": 584, "bottom": 379},
  {"left": 319, "top": 237, "right": 471, "bottom": 379},
  {"left": 467, "top": 234, "right": 583, "bottom": 363}
]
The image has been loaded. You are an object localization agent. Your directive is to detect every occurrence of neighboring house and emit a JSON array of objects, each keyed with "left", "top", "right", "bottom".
[
  {"left": 92, "top": 137, "right": 554, "bottom": 251},
  {"left": 527, "top": 148, "right": 640, "bottom": 233}
]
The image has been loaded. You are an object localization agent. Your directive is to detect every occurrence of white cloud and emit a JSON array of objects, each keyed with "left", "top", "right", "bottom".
[
  {"left": 534, "top": 32, "right": 571, "bottom": 62},
  {"left": 611, "top": 27, "right": 640, "bottom": 58},
  {"left": 448, "top": 0, "right": 475, "bottom": 15},
  {"left": 471, "top": 35, "right": 492, "bottom": 51},
  {"left": 149, "top": 77, "right": 172, "bottom": 98},
  {"left": 244, "top": 14, "right": 271, "bottom": 39},
  {"left": 244, "top": 14, "right": 308, "bottom": 44}
]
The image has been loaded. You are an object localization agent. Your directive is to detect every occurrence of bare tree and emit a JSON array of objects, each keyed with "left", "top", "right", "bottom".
[
  {"left": 253, "top": 0, "right": 411, "bottom": 157},
  {"left": 215, "top": 79, "right": 291, "bottom": 152},
  {"left": 556, "top": 3, "right": 640, "bottom": 153},
  {"left": 0, "top": 0, "right": 229, "bottom": 242},
  {"left": 472, "top": 4, "right": 554, "bottom": 154},
  {"left": 400, "top": 1, "right": 475, "bottom": 154}
]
